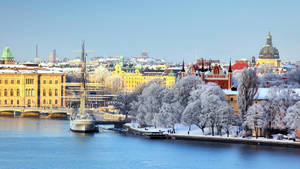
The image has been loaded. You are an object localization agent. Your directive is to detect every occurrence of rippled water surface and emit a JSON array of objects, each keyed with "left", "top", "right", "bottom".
[{"left": 0, "top": 117, "right": 300, "bottom": 169}]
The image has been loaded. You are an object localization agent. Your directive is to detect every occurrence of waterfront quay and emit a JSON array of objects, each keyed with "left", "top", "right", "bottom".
[{"left": 124, "top": 124, "right": 300, "bottom": 148}]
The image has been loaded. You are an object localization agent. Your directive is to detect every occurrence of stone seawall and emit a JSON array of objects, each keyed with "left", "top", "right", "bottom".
[
  {"left": 124, "top": 124, "right": 300, "bottom": 148},
  {"left": 169, "top": 134, "right": 300, "bottom": 148}
]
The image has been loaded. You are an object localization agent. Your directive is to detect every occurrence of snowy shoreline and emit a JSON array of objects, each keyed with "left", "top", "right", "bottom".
[{"left": 124, "top": 123, "right": 300, "bottom": 148}]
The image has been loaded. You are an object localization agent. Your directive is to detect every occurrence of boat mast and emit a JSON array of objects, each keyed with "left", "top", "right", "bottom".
[{"left": 80, "top": 40, "right": 86, "bottom": 115}]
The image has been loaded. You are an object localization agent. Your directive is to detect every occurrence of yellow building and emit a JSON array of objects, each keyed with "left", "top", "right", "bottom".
[
  {"left": 112, "top": 64, "right": 176, "bottom": 92},
  {"left": 0, "top": 65, "right": 66, "bottom": 108},
  {"left": 257, "top": 59, "right": 280, "bottom": 68},
  {"left": 224, "top": 89, "right": 267, "bottom": 116}
]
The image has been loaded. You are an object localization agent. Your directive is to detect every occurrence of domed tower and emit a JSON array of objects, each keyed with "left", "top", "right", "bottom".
[
  {"left": 257, "top": 32, "right": 281, "bottom": 67},
  {"left": 259, "top": 32, "right": 279, "bottom": 59},
  {"left": 1, "top": 46, "right": 15, "bottom": 64}
]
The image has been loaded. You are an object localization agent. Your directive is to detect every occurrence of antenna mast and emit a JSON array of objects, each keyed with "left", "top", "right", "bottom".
[{"left": 80, "top": 40, "right": 86, "bottom": 114}]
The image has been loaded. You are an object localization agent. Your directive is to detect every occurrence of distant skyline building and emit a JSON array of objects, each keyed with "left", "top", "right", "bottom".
[{"left": 49, "top": 49, "right": 59, "bottom": 64}]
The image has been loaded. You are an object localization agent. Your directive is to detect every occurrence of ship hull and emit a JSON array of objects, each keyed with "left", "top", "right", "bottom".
[{"left": 70, "top": 119, "right": 99, "bottom": 133}]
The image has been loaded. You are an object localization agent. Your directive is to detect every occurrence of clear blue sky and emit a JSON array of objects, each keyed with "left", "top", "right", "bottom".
[{"left": 0, "top": 0, "right": 300, "bottom": 63}]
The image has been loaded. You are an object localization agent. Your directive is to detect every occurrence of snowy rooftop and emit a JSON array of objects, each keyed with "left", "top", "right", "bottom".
[
  {"left": 0, "top": 68, "right": 63, "bottom": 74},
  {"left": 224, "top": 88, "right": 300, "bottom": 100}
]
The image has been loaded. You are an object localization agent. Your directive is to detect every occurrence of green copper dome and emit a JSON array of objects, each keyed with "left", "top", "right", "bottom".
[
  {"left": 1, "top": 46, "right": 14, "bottom": 60},
  {"left": 259, "top": 32, "right": 279, "bottom": 59}
]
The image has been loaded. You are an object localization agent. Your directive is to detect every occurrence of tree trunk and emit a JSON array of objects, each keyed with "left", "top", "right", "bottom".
[
  {"left": 189, "top": 125, "right": 191, "bottom": 132},
  {"left": 226, "top": 129, "right": 229, "bottom": 137},
  {"left": 217, "top": 126, "right": 222, "bottom": 136},
  {"left": 255, "top": 128, "right": 258, "bottom": 139},
  {"left": 201, "top": 127, "right": 205, "bottom": 135},
  {"left": 211, "top": 126, "right": 215, "bottom": 136}
]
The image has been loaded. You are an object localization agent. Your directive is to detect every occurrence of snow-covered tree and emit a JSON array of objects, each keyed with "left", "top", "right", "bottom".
[
  {"left": 157, "top": 75, "right": 202, "bottom": 131},
  {"left": 105, "top": 75, "right": 124, "bottom": 94},
  {"left": 157, "top": 101, "right": 182, "bottom": 131},
  {"left": 217, "top": 102, "right": 235, "bottom": 137},
  {"left": 114, "top": 91, "right": 138, "bottom": 119},
  {"left": 93, "top": 66, "right": 111, "bottom": 83},
  {"left": 263, "top": 87, "right": 295, "bottom": 131},
  {"left": 244, "top": 104, "right": 266, "bottom": 138},
  {"left": 238, "top": 68, "right": 258, "bottom": 123},
  {"left": 259, "top": 73, "right": 283, "bottom": 88},
  {"left": 182, "top": 99, "right": 208, "bottom": 134},
  {"left": 172, "top": 75, "right": 203, "bottom": 110},
  {"left": 134, "top": 83, "right": 166, "bottom": 127},
  {"left": 284, "top": 68, "right": 300, "bottom": 87},
  {"left": 285, "top": 101, "right": 300, "bottom": 131}
]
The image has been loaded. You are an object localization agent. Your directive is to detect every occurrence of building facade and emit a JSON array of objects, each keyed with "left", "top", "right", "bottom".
[
  {"left": 112, "top": 64, "right": 176, "bottom": 92},
  {"left": 189, "top": 58, "right": 233, "bottom": 90},
  {"left": 0, "top": 66, "right": 66, "bottom": 108}
]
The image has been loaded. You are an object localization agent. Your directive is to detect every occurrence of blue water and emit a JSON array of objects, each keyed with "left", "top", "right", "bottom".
[{"left": 0, "top": 117, "right": 300, "bottom": 169}]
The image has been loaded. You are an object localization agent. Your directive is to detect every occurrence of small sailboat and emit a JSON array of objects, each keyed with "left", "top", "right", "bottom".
[{"left": 70, "top": 41, "right": 98, "bottom": 133}]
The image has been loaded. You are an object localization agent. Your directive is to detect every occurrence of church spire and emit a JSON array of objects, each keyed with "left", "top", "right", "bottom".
[
  {"left": 228, "top": 59, "right": 232, "bottom": 73},
  {"left": 181, "top": 59, "right": 185, "bottom": 72},
  {"left": 200, "top": 58, "right": 205, "bottom": 72}
]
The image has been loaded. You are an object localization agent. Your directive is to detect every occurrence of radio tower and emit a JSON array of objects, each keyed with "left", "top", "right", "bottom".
[{"left": 34, "top": 44, "right": 41, "bottom": 64}]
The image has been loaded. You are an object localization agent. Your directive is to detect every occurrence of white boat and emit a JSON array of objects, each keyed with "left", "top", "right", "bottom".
[
  {"left": 70, "top": 41, "right": 98, "bottom": 133},
  {"left": 70, "top": 112, "right": 98, "bottom": 132}
]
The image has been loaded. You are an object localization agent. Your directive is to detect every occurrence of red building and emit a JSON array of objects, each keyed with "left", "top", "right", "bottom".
[
  {"left": 187, "top": 58, "right": 232, "bottom": 89},
  {"left": 230, "top": 60, "right": 249, "bottom": 72}
]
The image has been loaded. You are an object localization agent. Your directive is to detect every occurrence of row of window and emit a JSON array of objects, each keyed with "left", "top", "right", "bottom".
[
  {"left": 25, "top": 79, "right": 34, "bottom": 84},
  {"left": 0, "top": 99, "right": 59, "bottom": 105},
  {"left": 0, "top": 88, "right": 59, "bottom": 97},
  {"left": 0, "top": 89, "right": 20, "bottom": 96},
  {"left": 43, "top": 80, "right": 59, "bottom": 84},
  {"left": 42, "top": 99, "right": 59, "bottom": 105},
  {"left": 25, "top": 89, "right": 34, "bottom": 96},
  {"left": 0, "top": 79, "right": 60, "bottom": 85},
  {"left": 42, "top": 89, "right": 59, "bottom": 96},
  {"left": 0, "top": 79, "right": 21, "bottom": 85},
  {"left": 0, "top": 100, "right": 20, "bottom": 105}
]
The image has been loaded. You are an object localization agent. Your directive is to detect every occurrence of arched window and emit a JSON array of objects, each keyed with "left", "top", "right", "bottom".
[
  {"left": 17, "top": 89, "right": 20, "bottom": 96},
  {"left": 49, "top": 99, "right": 52, "bottom": 104},
  {"left": 30, "top": 89, "right": 33, "bottom": 96},
  {"left": 49, "top": 89, "right": 52, "bottom": 96},
  {"left": 10, "top": 89, "right": 13, "bottom": 96},
  {"left": 43, "top": 99, "right": 46, "bottom": 104},
  {"left": 43, "top": 89, "right": 46, "bottom": 96},
  {"left": 4, "top": 100, "right": 7, "bottom": 104},
  {"left": 55, "top": 89, "right": 58, "bottom": 96},
  {"left": 11, "top": 100, "right": 13, "bottom": 104},
  {"left": 49, "top": 80, "right": 52, "bottom": 84},
  {"left": 17, "top": 100, "right": 19, "bottom": 105},
  {"left": 4, "top": 89, "right": 7, "bottom": 96},
  {"left": 55, "top": 99, "right": 58, "bottom": 104}
]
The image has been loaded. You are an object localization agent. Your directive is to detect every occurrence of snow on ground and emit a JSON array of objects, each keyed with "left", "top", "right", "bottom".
[{"left": 125, "top": 123, "right": 300, "bottom": 143}]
